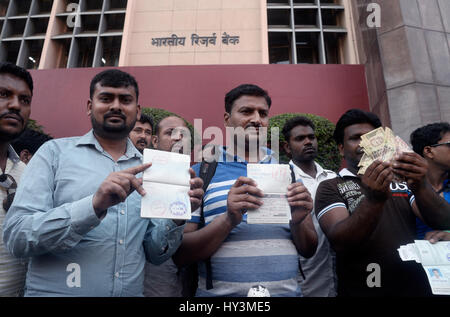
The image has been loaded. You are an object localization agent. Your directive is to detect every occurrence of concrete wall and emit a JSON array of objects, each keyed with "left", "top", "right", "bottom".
[
  {"left": 353, "top": 0, "right": 450, "bottom": 142},
  {"left": 28, "top": 64, "right": 369, "bottom": 139},
  {"left": 351, "top": 0, "right": 391, "bottom": 128}
]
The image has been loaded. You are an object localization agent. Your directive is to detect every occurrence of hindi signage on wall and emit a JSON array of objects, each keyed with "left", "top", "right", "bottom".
[{"left": 151, "top": 32, "right": 240, "bottom": 47}]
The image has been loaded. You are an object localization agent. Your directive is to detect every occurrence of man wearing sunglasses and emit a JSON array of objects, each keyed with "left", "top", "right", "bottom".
[
  {"left": 0, "top": 62, "right": 33, "bottom": 297},
  {"left": 411, "top": 122, "right": 450, "bottom": 242}
]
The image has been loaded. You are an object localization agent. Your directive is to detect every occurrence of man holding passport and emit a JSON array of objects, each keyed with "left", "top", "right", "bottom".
[
  {"left": 3, "top": 69, "right": 203, "bottom": 297},
  {"left": 174, "top": 84, "right": 317, "bottom": 297},
  {"left": 144, "top": 115, "right": 196, "bottom": 297}
]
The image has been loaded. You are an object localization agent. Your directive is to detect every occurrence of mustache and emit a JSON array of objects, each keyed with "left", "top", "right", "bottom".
[
  {"left": 137, "top": 138, "right": 148, "bottom": 145},
  {"left": 104, "top": 112, "right": 126, "bottom": 120},
  {"left": 245, "top": 123, "right": 262, "bottom": 129},
  {"left": 0, "top": 111, "right": 24, "bottom": 124}
]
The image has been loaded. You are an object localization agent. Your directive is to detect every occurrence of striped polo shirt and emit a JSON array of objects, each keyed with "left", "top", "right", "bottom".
[
  {"left": 190, "top": 147, "right": 302, "bottom": 297},
  {"left": 0, "top": 146, "right": 27, "bottom": 297}
]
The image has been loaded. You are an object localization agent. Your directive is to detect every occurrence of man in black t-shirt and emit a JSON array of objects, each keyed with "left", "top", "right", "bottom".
[{"left": 315, "top": 109, "right": 450, "bottom": 296}]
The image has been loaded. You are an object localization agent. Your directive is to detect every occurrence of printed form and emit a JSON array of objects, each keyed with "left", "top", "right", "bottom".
[
  {"left": 140, "top": 149, "right": 191, "bottom": 220},
  {"left": 246, "top": 164, "right": 292, "bottom": 224},
  {"left": 398, "top": 240, "right": 450, "bottom": 295}
]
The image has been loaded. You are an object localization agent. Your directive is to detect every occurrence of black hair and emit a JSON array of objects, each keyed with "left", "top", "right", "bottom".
[
  {"left": 138, "top": 113, "right": 154, "bottom": 130},
  {"left": 154, "top": 115, "right": 185, "bottom": 136},
  {"left": 90, "top": 69, "right": 139, "bottom": 101},
  {"left": 11, "top": 128, "right": 53, "bottom": 155},
  {"left": 410, "top": 122, "right": 450, "bottom": 156},
  {"left": 224, "top": 84, "right": 271, "bottom": 113},
  {"left": 0, "top": 62, "right": 34, "bottom": 95},
  {"left": 333, "top": 109, "right": 382, "bottom": 145},
  {"left": 282, "top": 116, "right": 316, "bottom": 141}
]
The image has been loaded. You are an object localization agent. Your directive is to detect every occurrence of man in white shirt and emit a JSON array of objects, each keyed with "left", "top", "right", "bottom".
[
  {"left": 282, "top": 116, "right": 337, "bottom": 297},
  {"left": 0, "top": 62, "right": 33, "bottom": 297}
]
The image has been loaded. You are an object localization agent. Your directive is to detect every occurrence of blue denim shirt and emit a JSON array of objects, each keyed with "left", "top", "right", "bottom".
[{"left": 3, "top": 130, "right": 184, "bottom": 297}]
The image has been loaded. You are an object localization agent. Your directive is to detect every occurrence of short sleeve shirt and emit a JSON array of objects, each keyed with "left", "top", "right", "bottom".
[
  {"left": 189, "top": 147, "right": 301, "bottom": 297},
  {"left": 314, "top": 168, "right": 431, "bottom": 296}
]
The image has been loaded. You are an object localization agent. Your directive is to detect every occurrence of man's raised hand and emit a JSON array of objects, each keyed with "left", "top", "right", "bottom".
[
  {"left": 361, "top": 160, "right": 393, "bottom": 202},
  {"left": 188, "top": 168, "right": 204, "bottom": 212},
  {"left": 226, "top": 177, "right": 264, "bottom": 228},
  {"left": 92, "top": 163, "right": 152, "bottom": 218}
]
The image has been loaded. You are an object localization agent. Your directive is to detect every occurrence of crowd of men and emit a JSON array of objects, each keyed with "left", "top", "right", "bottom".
[{"left": 0, "top": 62, "right": 449, "bottom": 297}]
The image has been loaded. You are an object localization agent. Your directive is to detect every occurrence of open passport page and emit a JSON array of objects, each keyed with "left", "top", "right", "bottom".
[
  {"left": 246, "top": 164, "right": 292, "bottom": 224},
  {"left": 140, "top": 149, "right": 191, "bottom": 220}
]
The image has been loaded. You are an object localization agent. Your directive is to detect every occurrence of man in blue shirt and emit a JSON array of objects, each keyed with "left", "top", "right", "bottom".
[
  {"left": 410, "top": 122, "right": 450, "bottom": 242},
  {"left": 173, "top": 84, "right": 317, "bottom": 297},
  {"left": 3, "top": 69, "right": 203, "bottom": 297}
]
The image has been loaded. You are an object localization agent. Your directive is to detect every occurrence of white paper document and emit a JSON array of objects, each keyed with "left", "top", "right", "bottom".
[
  {"left": 246, "top": 164, "right": 292, "bottom": 224},
  {"left": 398, "top": 240, "right": 450, "bottom": 295},
  {"left": 140, "top": 149, "right": 191, "bottom": 220}
]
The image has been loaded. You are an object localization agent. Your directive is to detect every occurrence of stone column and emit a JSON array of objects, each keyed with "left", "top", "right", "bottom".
[{"left": 352, "top": 0, "right": 450, "bottom": 142}]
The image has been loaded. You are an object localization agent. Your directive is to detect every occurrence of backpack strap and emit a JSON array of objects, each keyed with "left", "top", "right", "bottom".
[
  {"left": 289, "top": 164, "right": 306, "bottom": 281},
  {"left": 199, "top": 160, "right": 218, "bottom": 226},
  {"left": 198, "top": 160, "right": 218, "bottom": 290}
]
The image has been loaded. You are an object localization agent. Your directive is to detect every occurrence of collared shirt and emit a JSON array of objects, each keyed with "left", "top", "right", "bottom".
[
  {"left": 314, "top": 168, "right": 430, "bottom": 296},
  {"left": 3, "top": 130, "right": 184, "bottom": 297},
  {"left": 190, "top": 147, "right": 302, "bottom": 297},
  {"left": 0, "top": 145, "right": 27, "bottom": 296},
  {"left": 191, "top": 146, "right": 276, "bottom": 225},
  {"left": 289, "top": 160, "right": 337, "bottom": 297}
]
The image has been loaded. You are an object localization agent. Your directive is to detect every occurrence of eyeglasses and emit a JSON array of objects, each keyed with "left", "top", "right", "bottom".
[
  {"left": 0, "top": 173, "right": 17, "bottom": 213},
  {"left": 430, "top": 141, "right": 450, "bottom": 148}
]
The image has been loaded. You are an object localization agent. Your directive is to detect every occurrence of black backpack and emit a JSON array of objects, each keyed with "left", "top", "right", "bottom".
[{"left": 180, "top": 159, "right": 217, "bottom": 296}]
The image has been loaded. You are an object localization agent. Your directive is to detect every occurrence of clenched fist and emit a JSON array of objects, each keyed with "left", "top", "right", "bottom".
[{"left": 92, "top": 163, "right": 151, "bottom": 218}]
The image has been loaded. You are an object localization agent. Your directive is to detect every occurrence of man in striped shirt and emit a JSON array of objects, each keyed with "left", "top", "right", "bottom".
[
  {"left": 174, "top": 84, "right": 317, "bottom": 297},
  {"left": 0, "top": 63, "right": 33, "bottom": 296}
]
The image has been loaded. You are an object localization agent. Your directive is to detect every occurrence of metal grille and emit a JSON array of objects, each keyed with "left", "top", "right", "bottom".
[
  {"left": 0, "top": 0, "right": 127, "bottom": 68},
  {"left": 267, "top": 0, "right": 346, "bottom": 64}
]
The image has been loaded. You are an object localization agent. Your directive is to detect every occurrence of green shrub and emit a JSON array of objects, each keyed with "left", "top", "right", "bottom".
[
  {"left": 268, "top": 113, "right": 341, "bottom": 172},
  {"left": 26, "top": 119, "right": 45, "bottom": 134}
]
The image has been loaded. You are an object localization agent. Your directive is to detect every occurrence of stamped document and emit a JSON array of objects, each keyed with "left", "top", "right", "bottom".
[
  {"left": 140, "top": 149, "right": 191, "bottom": 220},
  {"left": 246, "top": 164, "right": 292, "bottom": 224},
  {"left": 398, "top": 240, "right": 450, "bottom": 295}
]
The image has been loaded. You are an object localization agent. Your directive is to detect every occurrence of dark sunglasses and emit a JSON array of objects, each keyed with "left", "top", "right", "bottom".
[
  {"left": 0, "top": 173, "right": 17, "bottom": 213},
  {"left": 429, "top": 141, "right": 450, "bottom": 148}
]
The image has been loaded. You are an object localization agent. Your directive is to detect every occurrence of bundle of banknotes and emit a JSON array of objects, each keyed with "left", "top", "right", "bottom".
[{"left": 358, "top": 127, "right": 413, "bottom": 175}]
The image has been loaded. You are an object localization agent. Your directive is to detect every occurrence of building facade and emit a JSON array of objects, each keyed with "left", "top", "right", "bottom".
[
  {"left": 0, "top": 0, "right": 360, "bottom": 68},
  {"left": 0, "top": 0, "right": 449, "bottom": 141}
]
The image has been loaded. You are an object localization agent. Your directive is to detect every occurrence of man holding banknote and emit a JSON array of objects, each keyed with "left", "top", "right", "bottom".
[
  {"left": 314, "top": 109, "right": 450, "bottom": 296},
  {"left": 173, "top": 84, "right": 318, "bottom": 297},
  {"left": 3, "top": 69, "right": 203, "bottom": 297}
]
